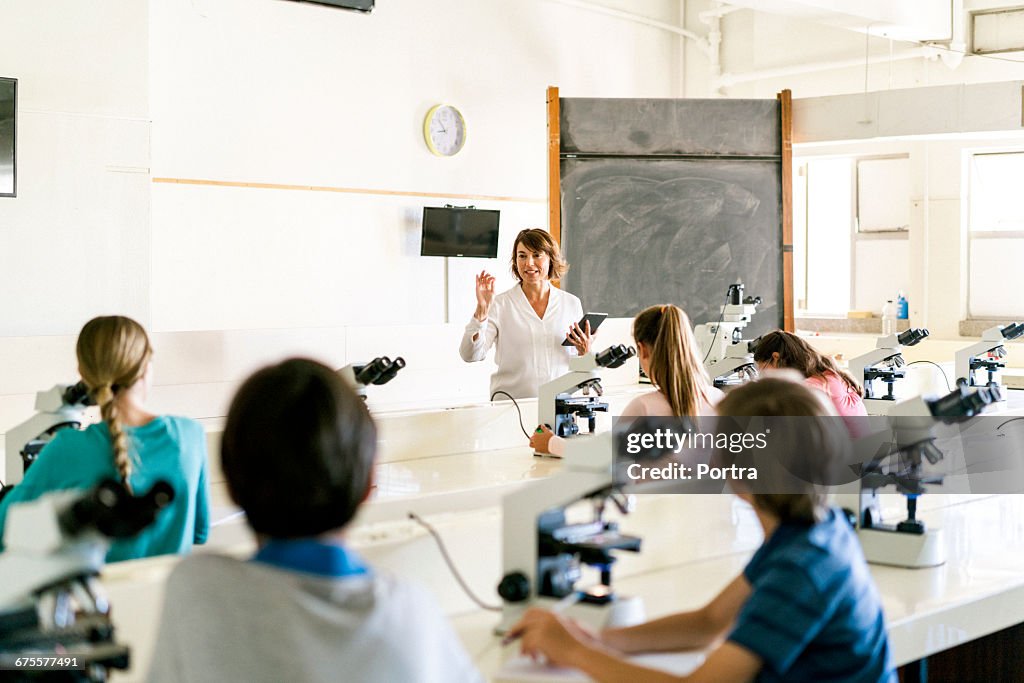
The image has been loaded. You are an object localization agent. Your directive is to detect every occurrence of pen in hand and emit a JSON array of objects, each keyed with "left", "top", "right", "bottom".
[{"left": 501, "top": 591, "right": 582, "bottom": 646}]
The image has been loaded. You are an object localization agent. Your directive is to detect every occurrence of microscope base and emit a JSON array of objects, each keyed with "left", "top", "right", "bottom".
[
  {"left": 494, "top": 595, "right": 645, "bottom": 635},
  {"left": 857, "top": 527, "right": 945, "bottom": 568}
]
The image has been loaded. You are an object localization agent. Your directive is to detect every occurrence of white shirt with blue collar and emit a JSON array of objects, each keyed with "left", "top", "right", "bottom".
[{"left": 149, "top": 539, "right": 482, "bottom": 683}]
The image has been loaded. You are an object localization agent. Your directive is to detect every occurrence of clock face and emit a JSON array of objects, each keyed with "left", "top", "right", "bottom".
[{"left": 424, "top": 104, "right": 467, "bottom": 156}]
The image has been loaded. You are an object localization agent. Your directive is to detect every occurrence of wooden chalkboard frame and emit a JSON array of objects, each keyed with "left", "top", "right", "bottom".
[{"left": 545, "top": 87, "right": 794, "bottom": 332}]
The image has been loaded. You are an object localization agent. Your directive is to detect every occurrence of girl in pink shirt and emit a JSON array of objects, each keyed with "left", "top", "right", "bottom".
[
  {"left": 531, "top": 304, "right": 721, "bottom": 455},
  {"left": 753, "top": 330, "right": 867, "bottom": 418}
]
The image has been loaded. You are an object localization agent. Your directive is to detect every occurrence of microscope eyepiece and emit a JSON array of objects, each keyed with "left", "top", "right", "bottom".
[
  {"left": 354, "top": 357, "right": 390, "bottom": 386},
  {"left": 372, "top": 356, "right": 406, "bottom": 385},
  {"left": 897, "top": 327, "right": 930, "bottom": 347},
  {"left": 62, "top": 381, "right": 95, "bottom": 407},
  {"left": 983, "top": 381, "right": 1003, "bottom": 403},
  {"left": 60, "top": 479, "right": 175, "bottom": 539},
  {"left": 1001, "top": 322, "right": 1024, "bottom": 340},
  {"left": 595, "top": 345, "right": 636, "bottom": 369},
  {"left": 353, "top": 356, "right": 406, "bottom": 386},
  {"left": 927, "top": 383, "right": 994, "bottom": 422}
]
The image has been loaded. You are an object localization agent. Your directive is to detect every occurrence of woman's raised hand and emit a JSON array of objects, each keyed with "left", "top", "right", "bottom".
[{"left": 474, "top": 271, "right": 496, "bottom": 321}]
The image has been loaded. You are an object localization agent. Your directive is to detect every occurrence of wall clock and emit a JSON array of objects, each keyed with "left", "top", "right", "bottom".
[{"left": 424, "top": 104, "right": 467, "bottom": 157}]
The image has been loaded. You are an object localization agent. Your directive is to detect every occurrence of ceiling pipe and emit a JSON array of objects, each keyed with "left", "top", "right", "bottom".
[
  {"left": 699, "top": 4, "right": 742, "bottom": 22},
  {"left": 547, "top": 0, "right": 707, "bottom": 47},
  {"left": 547, "top": 0, "right": 726, "bottom": 96},
  {"left": 700, "top": 9, "right": 724, "bottom": 95},
  {"left": 716, "top": 46, "right": 932, "bottom": 88},
  {"left": 710, "top": 0, "right": 967, "bottom": 91}
]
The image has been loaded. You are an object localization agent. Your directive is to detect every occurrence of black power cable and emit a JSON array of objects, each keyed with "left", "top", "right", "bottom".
[
  {"left": 905, "top": 360, "right": 953, "bottom": 393},
  {"left": 490, "top": 390, "right": 530, "bottom": 439},
  {"left": 701, "top": 289, "right": 733, "bottom": 365}
]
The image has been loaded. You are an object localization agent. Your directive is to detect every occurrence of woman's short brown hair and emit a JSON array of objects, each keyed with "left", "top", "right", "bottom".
[{"left": 510, "top": 228, "right": 569, "bottom": 281}]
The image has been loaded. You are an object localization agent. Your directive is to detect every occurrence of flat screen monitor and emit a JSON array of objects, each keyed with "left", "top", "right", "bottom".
[
  {"left": 0, "top": 77, "right": 15, "bottom": 198},
  {"left": 289, "top": 0, "right": 373, "bottom": 12},
  {"left": 421, "top": 207, "right": 500, "bottom": 258}
]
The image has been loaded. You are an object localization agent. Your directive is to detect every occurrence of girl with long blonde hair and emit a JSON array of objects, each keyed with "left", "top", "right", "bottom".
[
  {"left": 531, "top": 304, "right": 722, "bottom": 455},
  {"left": 0, "top": 316, "right": 210, "bottom": 561}
]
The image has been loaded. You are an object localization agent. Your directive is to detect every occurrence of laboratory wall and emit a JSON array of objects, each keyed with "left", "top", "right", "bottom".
[
  {"left": 0, "top": 0, "right": 681, "bottom": 435},
  {"left": 0, "top": 0, "right": 151, "bottom": 337}
]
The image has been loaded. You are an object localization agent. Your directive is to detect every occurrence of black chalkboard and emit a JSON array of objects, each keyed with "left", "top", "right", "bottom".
[{"left": 559, "top": 97, "right": 784, "bottom": 334}]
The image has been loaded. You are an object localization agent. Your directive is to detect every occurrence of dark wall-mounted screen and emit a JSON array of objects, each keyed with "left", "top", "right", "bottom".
[
  {"left": 0, "top": 77, "right": 15, "bottom": 198},
  {"left": 289, "top": 0, "right": 374, "bottom": 12},
  {"left": 421, "top": 207, "right": 500, "bottom": 258}
]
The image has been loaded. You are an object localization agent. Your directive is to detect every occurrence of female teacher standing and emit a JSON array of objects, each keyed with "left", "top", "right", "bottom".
[{"left": 459, "top": 228, "right": 592, "bottom": 399}]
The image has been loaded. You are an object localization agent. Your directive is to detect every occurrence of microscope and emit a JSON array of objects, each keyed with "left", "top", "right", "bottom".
[
  {"left": 694, "top": 283, "right": 762, "bottom": 389},
  {"left": 954, "top": 323, "right": 1024, "bottom": 397},
  {"left": 0, "top": 479, "right": 174, "bottom": 679},
  {"left": 337, "top": 356, "right": 406, "bottom": 399},
  {"left": 4, "top": 382, "right": 94, "bottom": 492},
  {"left": 848, "top": 328, "right": 930, "bottom": 415},
  {"left": 535, "top": 345, "right": 636, "bottom": 455},
  {"left": 847, "top": 382, "right": 1000, "bottom": 568},
  {"left": 496, "top": 432, "right": 641, "bottom": 634}
]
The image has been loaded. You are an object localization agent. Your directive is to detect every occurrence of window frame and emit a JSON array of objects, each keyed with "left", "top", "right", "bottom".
[{"left": 966, "top": 149, "right": 1024, "bottom": 320}]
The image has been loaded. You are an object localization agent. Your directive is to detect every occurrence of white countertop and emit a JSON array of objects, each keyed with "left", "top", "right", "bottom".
[{"left": 454, "top": 494, "right": 1024, "bottom": 681}]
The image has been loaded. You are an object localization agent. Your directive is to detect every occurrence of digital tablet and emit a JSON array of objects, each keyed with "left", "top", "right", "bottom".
[{"left": 561, "top": 312, "right": 608, "bottom": 346}]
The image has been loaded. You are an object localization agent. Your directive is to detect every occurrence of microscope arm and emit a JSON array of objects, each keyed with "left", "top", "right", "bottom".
[{"left": 5, "top": 385, "right": 92, "bottom": 487}]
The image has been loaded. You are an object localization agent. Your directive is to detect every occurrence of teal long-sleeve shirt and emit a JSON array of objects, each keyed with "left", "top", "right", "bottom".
[{"left": 0, "top": 415, "right": 210, "bottom": 562}]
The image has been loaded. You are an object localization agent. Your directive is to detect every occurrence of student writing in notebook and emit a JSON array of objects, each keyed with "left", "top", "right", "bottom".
[{"left": 509, "top": 377, "right": 896, "bottom": 683}]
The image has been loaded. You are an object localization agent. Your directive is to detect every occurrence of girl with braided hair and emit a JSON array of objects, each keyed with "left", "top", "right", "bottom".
[{"left": 0, "top": 316, "right": 210, "bottom": 561}]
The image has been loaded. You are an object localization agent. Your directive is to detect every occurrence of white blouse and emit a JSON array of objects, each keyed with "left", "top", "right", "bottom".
[{"left": 459, "top": 284, "right": 584, "bottom": 400}]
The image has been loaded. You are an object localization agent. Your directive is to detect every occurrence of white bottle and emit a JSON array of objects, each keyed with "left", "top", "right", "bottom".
[{"left": 882, "top": 300, "right": 896, "bottom": 336}]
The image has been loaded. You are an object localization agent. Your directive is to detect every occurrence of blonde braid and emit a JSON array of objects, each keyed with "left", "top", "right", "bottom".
[
  {"left": 77, "top": 316, "right": 151, "bottom": 494},
  {"left": 94, "top": 383, "right": 133, "bottom": 493}
]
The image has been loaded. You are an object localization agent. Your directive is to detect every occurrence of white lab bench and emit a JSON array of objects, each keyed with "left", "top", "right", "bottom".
[
  {"left": 98, "top": 490, "right": 1024, "bottom": 681},
  {"left": 20, "top": 388, "right": 1024, "bottom": 681},
  {"left": 454, "top": 494, "right": 1024, "bottom": 680}
]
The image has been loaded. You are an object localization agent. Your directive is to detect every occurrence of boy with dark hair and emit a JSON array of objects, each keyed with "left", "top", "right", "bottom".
[{"left": 149, "top": 358, "right": 480, "bottom": 683}]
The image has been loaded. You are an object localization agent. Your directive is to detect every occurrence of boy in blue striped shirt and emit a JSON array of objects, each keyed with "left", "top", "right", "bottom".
[{"left": 508, "top": 377, "right": 896, "bottom": 683}]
